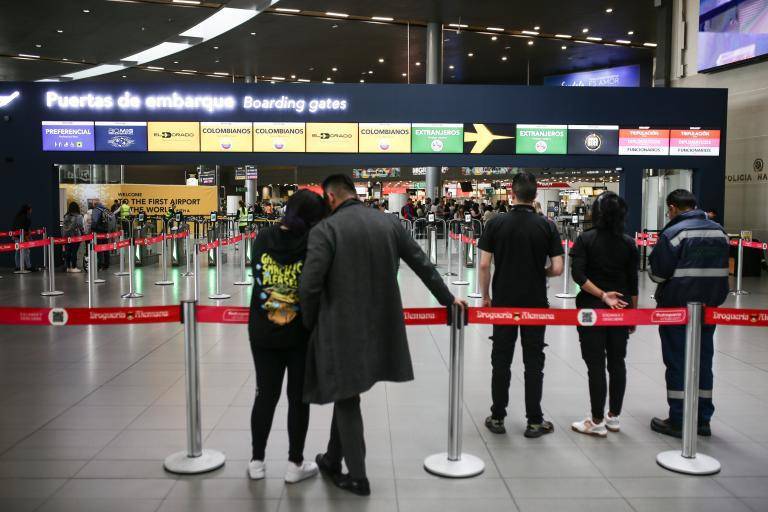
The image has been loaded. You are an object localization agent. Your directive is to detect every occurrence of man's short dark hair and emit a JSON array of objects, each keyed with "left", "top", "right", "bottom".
[
  {"left": 666, "top": 189, "right": 697, "bottom": 210},
  {"left": 511, "top": 171, "right": 537, "bottom": 203},
  {"left": 322, "top": 174, "right": 356, "bottom": 196}
]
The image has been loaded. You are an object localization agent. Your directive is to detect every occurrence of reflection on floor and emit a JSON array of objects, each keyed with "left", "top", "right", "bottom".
[{"left": 0, "top": 245, "right": 767, "bottom": 512}]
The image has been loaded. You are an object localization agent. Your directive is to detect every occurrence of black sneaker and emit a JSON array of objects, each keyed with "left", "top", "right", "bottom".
[
  {"left": 698, "top": 423, "right": 712, "bottom": 437},
  {"left": 485, "top": 416, "right": 506, "bottom": 434},
  {"left": 332, "top": 474, "right": 371, "bottom": 496},
  {"left": 315, "top": 453, "right": 341, "bottom": 477},
  {"left": 650, "top": 417, "right": 682, "bottom": 438},
  {"left": 524, "top": 420, "right": 555, "bottom": 438}
]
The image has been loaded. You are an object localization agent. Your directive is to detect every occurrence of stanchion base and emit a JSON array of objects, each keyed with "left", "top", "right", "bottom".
[
  {"left": 209, "top": 293, "right": 231, "bottom": 300},
  {"left": 121, "top": 292, "right": 144, "bottom": 299},
  {"left": 468, "top": 292, "right": 482, "bottom": 299},
  {"left": 40, "top": 291, "right": 64, "bottom": 297},
  {"left": 113, "top": 271, "right": 130, "bottom": 277},
  {"left": 181, "top": 272, "right": 194, "bottom": 277},
  {"left": 730, "top": 290, "right": 750, "bottom": 296},
  {"left": 164, "top": 449, "right": 226, "bottom": 475},
  {"left": 555, "top": 293, "right": 577, "bottom": 299},
  {"left": 233, "top": 281, "right": 252, "bottom": 286},
  {"left": 423, "top": 452, "right": 485, "bottom": 478},
  {"left": 155, "top": 280, "right": 174, "bottom": 286},
  {"left": 87, "top": 278, "right": 106, "bottom": 284},
  {"left": 13, "top": 270, "right": 31, "bottom": 274},
  {"left": 656, "top": 450, "right": 721, "bottom": 475},
  {"left": 452, "top": 280, "right": 470, "bottom": 286},
  {"left": 443, "top": 272, "right": 458, "bottom": 277}
]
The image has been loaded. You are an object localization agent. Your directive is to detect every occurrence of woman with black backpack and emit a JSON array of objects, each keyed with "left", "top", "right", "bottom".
[{"left": 62, "top": 202, "right": 85, "bottom": 273}]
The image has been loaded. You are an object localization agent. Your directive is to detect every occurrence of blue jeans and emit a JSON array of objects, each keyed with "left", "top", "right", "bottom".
[{"left": 659, "top": 324, "right": 715, "bottom": 426}]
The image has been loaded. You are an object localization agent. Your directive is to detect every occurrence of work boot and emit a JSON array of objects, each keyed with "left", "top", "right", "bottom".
[{"left": 650, "top": 417, "right": 682, "bottom": 438}]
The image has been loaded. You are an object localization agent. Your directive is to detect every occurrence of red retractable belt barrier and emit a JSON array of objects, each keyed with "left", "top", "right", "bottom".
[
  {"left": 198, "top": 240, "right": 219, "bottom": 252},
  {"left": 166, "top": 231, "right": 188, "bottom": 240},
  {"left": 0, "top": 305, "right": 180, "bottom": 326},
  {"left": 403, "top": 307, "right": 448, "bottom": 325},
  {"left": 470, "top": 307, "right": 688, "bottom": 326},
  {"left": 52, "top": 234, "right": 93, "bottom": 245},
  {"left": 729, "top": 239, "right": 767, "bottom": 250},
  {"left": 561, "top": 240, "right": 575, "bottom": 249},
  {"left": 0, "top": 228, "right": 47, "bottom": 238},
  {"left": 94, "top": 239, "right": 131, "bottom": 253},
  {"left": 135, "top": 234, "right": 165, "bottom": 247},
  {"left": 95, "top": 230, "right": 123, "bottom": 240},
  {"left": 0, "top": 243, "right": 15, "bottom": 253},
  {"left": 195, "top": 305, "right": 449, "bottom": 326},
  {"left": 221, "top": 234, "right": 243, "bottom": 246},
  {"left": 705, "top": 307, "right": 768, "bottom": 326},
  {"left": 0, "top": 239, "right": 50, "bottom": 253},
  {"left": 636, "top": 238, "right": 658, "bottom": 247}
]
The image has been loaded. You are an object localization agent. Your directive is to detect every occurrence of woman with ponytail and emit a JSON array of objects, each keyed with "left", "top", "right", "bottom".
[
  {"left": 247, "top": 189, "right": 329, "bottom": 482},
  {"left": 569, "top": 192, "right": 639, "bottom": 437}
]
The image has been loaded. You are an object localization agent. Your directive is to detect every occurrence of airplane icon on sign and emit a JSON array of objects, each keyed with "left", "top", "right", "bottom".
[{"left": 0, "top": 91, "right": 20, "bottom": 108}]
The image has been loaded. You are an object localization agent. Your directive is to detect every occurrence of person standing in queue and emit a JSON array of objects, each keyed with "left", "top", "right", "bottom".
[
  {"left": 237, "top": 199, "right": 248, "bottom": 234},
  {"left": 569, "top": 192, "right": 639, "bottom": 437},
  {"left": 62, "top": 202, "right": 85, "bottom": 273},
  {"left": 119, "top": 200, "right": 132, "bottom": 237},
  {"left": 247, "top": 189, "right": 329, "bottom": 483},
  {"left": 649, "top": 190, "right": 729, "bottom": 438},
  {"left": 478, "top": 171, "right": 564, "bottom": 438},
  {"left": 11, "top": 204, "right": 35, "bottom": 272},
  {"left": 300, "top": 174, "right": 466, "bottom": 496}
]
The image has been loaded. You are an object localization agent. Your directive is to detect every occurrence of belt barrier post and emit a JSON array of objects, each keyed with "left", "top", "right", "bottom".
[
  {"left": 209, "top": 241, "right": 231, "bottom": 300},
  {"left": 452, "top": 229, "right": 469, "bottom": 286},
  {"left": 730, "top": 238, "right": 749, "bottom": 296},
  {"left": 234, "top": 236, "right": 251, "bottom": 286},
  {"left": 121, "top": 238, "right": 143, "bottom": 300},
  {"left": 155, "top": 236, "right": 173, "bottom": 286},
  {"left": 424, "top": 304, "right": 485, "bottom": 478},
  {"left": 87, "top": 243, "right": 95, "bottom": 308},
  {"left": 182, "top": 232, "right": 194, "bottom": 277},
  {"left": 114, "top": 233, "right": 129, "bottom": 277},
  {"left": 656, "top": 302, "right": 721, "bottom": 475},
  {"left": 426, "top": 225, "right": 437, "bottom": 266},
  {"left": 443, "top": 231, "right": 457, "bottom": 277},
  {"left": 41, "top": 237, "right": 63, "bottom": 297},
  {"left": 192, "top": 245, "right": 200, "bottom": 302},
  {"left": 468, "top": 242, "right": 482, "bottom": 299},
  {"left": 164, "top": 300, "right": 226, "bottom": 474},
  {"left": 555, "top": 239, "right": 577, "bottom": 299},
  {"left": 89, "top": 234, "right": 106, "bottom": 285},
  {"left": 14, "top": 229, "right": 30, "bottom": 274}
]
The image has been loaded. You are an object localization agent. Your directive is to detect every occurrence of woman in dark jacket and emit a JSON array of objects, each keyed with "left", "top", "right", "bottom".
[
  {"left": 569, "top": 192, "right": 639, "bottom": 437},
  {"left": 11, "top": 204, "right": 34, "bottom": 271},
  {"left": 247, "top": 190, "right": 329, "bottom": 482}
]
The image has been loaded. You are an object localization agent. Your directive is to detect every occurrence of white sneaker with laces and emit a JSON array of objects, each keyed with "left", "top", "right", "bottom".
[
  {"left": 571, "top": 417, "right": 608, "bottom": 437},
  {"left": 605, "top": 413, "right": 620, "bottom": 432},
  {"left": 284, "top": 460, "right": 319, "bottom": 483},
  {"left": 248, "top": 460, "right": 266, "bottom": 480}
]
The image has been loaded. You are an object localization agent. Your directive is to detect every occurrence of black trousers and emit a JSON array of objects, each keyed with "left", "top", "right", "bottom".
[
  {"left": 577, "top": 326, "right": 629, "bottom": 421},
  {"left": 250, "top": 345, "right": 309, "bottom": 463},
  {"left": 326, "top": 395, "right": 366, "bottom": 479},
  {"left": 490, "top": 325, "right": 547, "bottom": 425}
]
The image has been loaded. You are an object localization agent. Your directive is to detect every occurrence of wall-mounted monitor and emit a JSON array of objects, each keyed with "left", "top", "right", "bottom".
[{"left": 698, "top": 0, "right": 768, "bottom": 72}]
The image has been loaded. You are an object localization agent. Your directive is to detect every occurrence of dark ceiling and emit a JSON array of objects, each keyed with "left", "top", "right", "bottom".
[{"left": 0, "top": 0, "right": 658, "bottom": 84}]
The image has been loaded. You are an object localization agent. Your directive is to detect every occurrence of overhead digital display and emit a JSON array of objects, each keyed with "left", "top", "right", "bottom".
[
  {"left": 147, "top": 121, "right": 200, "bottom": 152},
  {"left": 698, "top": 0, "right": 768, "bottom": 71},
  {"left": 305, "top": 123, "right": 358, "bottom": 153},
  {"left": 94, "top": 122, "right": 147, "bottom": 152},
  {"left": 200, "top": 122, "right": 253, "bottom": 152},
  {"left": 463, "top": 123, "right": 517, "bottom": 154},
  {"left": 544, "top": 64, "right": 642, "bottom": 87},
  {"left": 669, "top": 129, "right": 721, "bottom": 156},
  {"left": 516, "top": 124, "right": 567, "bottom": 154},
  {"left": 42, "top": 121, "right": 95, "bottom": 151},
  {"left": 412, "top": 123, "right": 463, "bottom": 153},
  {"left": 618, "top": 128, "right": 671, "bottom": 155},
  {"left": 358, "top": 123, "right": 411, "bottom": 153},
  {"left": 252, "top": 122, "right": 306, "bottom": 152},
  {"left": 567, "top": 125, "right": 619, "bottom": 155}
]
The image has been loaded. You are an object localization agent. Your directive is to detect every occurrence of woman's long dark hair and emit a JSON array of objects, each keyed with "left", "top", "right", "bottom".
[
  {"left": 67, "top": 202, "right": 81, "bottom": 215},
  {"left": 592, "top": 191, "right": 627, "bottom": 236},
  {"left": 281, "top": 189, "right": 329, "bottom": 234}
]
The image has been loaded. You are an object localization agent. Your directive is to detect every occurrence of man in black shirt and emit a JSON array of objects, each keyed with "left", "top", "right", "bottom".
[{"left": 478, "top": 172, "right": 564, "bottom": 438}]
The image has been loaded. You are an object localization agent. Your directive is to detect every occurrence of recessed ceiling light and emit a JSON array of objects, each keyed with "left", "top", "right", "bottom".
[
  {"left": 213, "top": 46, "right": 219, "bottom": 50},
  {"left": 486, "top": 27, "right": 504, "bottom": 32},
  {"left": 62, "top": 57, "right": 68, "bottom": 61},
  {"left": 371, "top": 16, "right": 393, "bottom": 22},
  {"left": 415, "top": 61, "right": 421, "bottom": 66},
  {"left": 173, "top": 61, "right": 179, "bottom": 64},
  {"left": 501, "top": 56, "right": 508, "bottom": 61},
  {"left": 527, "top": 40, "right": 534, "bottom": 45},
  {"left": 401, "top": 72, "right": 407, "bottom": 76},
  {"left": 360, "top": 79, "right": 365, "bottom": 82},
  {"left": 368, "top": 70, "right": 373, "bottom": 74},
  {"left": 271, "top": 76, "right": 285, "bottom": 80},
  {"left": 555, "top": 34, "right": 572, "bottom": 39},
  {"left": 522, "top": 30, "right": 539, "bottom": 35},
  {"left": 616, "top": 39, "right": 631, "bottom": 44},
  {"left": 467, "top": 52, "right": 474, "bottom": 57},
  {"left": 605, "top": 7, "right": 613, "bottom": 13},
  {"left": 378, "top": 58, "right": 384, "bottom": 63},
  {"left": 121, "top": 75, "right": 126, "bottom": 78},
  {"left": 561, "top": 45, "right": 567, "bottom": 50},
  {"left": 56, "top": 29, "right": 63, "bottom": 33},
  {"left": 325, "top": 12, "right": 348, "bottom": 17},
  {"left": 290, "top": 74, "right": 296, "bottom": 78},
  {"left": 643, "top": 42, "right": 657, "bottom": 47},
  {"left": 181, "top": 69, "right": 196, "bottom": 73},
  {"left": 448, "top": 23, "right": 468, "bottom": 28},
  {"left": 213, "top": 71, "right": 228, "bottom": 75},
  {"left": 628, "top": 30, "right": 634, "bottom": 35},
  {"left": 332, "top": 67, "right": 338, "bottom": 71},
  {"left": 18, "top": 53, "right": 40, "bottom": 58},
  {"left": 297, "top": 78, "right": 310, "bottom": 82},
  {"left": 587, "top": 36, "right": 602, "bottom": 41},
  {"left": 175, "top": 71, "right": 195, "bottom": 75},
  {"left": 275, "top": 7, "right": 300, "bottom": 13},
  {"left": 250, "top": 32, "right": 256, "bottom": 35},
  {"left": 534, "top": 25, "right": 541, "bottom": 30},
  {"left": 35, "top": 44, "right": 42, "bottom": 48},
  {"left": 491, "top": 35, "right": 498, "bottom": 41},
  {"left": 449, "top": 64, "right": 454, "bottom": 69},
  {"left": 172, "top": 0, "right": 201, "bottom": 4},
  {"left": 582, "top": 28, "right": 589, "bottom": 33},
  {"left": 82, "top": 9, "right": 90, "bottom": 13},
  {"left": 145, "top": 66, "right": 164, "bottom": 70},
  {"left": 322, "top": 80, "right": 333, "bottom": 84}
]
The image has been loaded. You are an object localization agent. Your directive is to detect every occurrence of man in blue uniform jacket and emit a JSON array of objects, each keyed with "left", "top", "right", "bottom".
[{"left": 649, "top": 189, "right": 729, "bottom": 438}]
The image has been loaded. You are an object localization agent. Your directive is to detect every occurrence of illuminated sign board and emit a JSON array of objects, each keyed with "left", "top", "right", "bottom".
[
  {"left": 544, "top": 64, "right": 642, "bottom": 87},
  {"left": 669, "top": 129, "right": 720, "bottom": 156},
  {"left": 94, "top": 121, "right": 147, "bottom": 152},
  {"left": 412, "top": 123, "right": 463, "bottom": 153},
  {"left": 567, "top": 125, "right": 619, "bottom": 155},
  {"left": 352, "top": 168, "right": 401, "bottom": 178},
  {"left": 358, "top": 123, "right": 411, "bottom": 153},
  {"left": 463, "top": 123, "right": 516, "bottom": 154},
  {"left": 252, "top": 122, "right": 306, "bottom": 152},
  {"left": 42, "top": 121, "right": 95, "bottom": 151},
  {"left": 200, "top": 122, "right": 252, "bottom": 152},
  {"left": 305, "top": 123, "right": 358, "bottom": 153},
  {"left": 147, "top": 122, "right": 200, "bottom": 152},
  {"left": 516, "top": 124, "right": 567, "bottom": 154},
  {"left": 0, "top": 90, "right": 20, "bottom": 108},
  {"left": 618, "top": 128, "right": 670, "bottom": 155}
]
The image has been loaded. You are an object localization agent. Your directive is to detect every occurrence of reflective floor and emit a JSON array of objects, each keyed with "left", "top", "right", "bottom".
[{"left": 0, "top": 243, "right": 767, "bottom": 512}]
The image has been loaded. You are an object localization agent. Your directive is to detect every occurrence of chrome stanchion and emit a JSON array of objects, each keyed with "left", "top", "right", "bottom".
[
  {"left": 155, "top": 235, "right": 173, "bottom": 286},
  {"left": 555, "top": 239, "right": 576, "bottom": 299},
  {"left": 424, "top": 304, "right": 485, "bottom": 478},
  {"left": 209, "top": 239, "right": 231, "bottom": 300},
  {"left": 182, "top": 231, "right": 194, "bottom": 277},
  {"left": 88, "top": 234, "right": 106, "bottom": 285},
  {"left": 41, "top": 237, "right": 63, "bottom": 297},
  {"left": 233, "top": 235, "right": 251, "bottom": 286},
  {"left": 426, "top": 225, "right": 438, "bottom": 266},
  {"left": 165, "top": 300, "right": 226, "bottom": 474},
  {"left": 14, "top": 229, "right": 30, "bottom": 274},
  {"left": 192, "top": 245, "right": 200, "bottom": 302},
  {"left": 121, "top": 238, "right": 143, "bottom": 300},
  {"left": 114, "top": 233, "right": 129, "bottom": 277},
  {"left": 730, "top": 238, "right": 749, "bottom": 296},
  {"left": 656, "top": 303, "right": 721, "bottom": 475},
  {"left": 443, "top": 232, "right": 457, "bottom": 277},
  {"left": 468, "top": 243, "right": 482, "bottom": 299},
  {"left": 87, "top": 243, "right": 95, "bottom": 308},
  {"left": 452, "top": 230, "right": 469, "bottom": 286}
]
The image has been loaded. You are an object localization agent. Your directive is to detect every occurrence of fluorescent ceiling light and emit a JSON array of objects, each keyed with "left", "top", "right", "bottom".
[
  {"left": 448, "top": 23, "right": 468, "bottom": 28},
  {"left": 527, "top": 40, "right": 534, "bottom": 45},
  {"left": 605, "top": 7, "right": 613, "bottom": 13},
  {"left": 325, "top": 12, "right": 348, "bottom": 17},
  {"left": 322, "top": 81, "right": 333, "bottom": 84},
  {"left": 62, "top": 64, "right": 125, "bottom": 80},
  {"left": 275, "top": 7, "right": 300, "bottom": 13},
  {"left": 181, "top": 7, "right": 258, "bottom": 41},
  {"left": 181, "top": 69, "right": 197, "bottom": 72},
  {"left": 36, "top": 79, "right": 60, "bottom": 82},
  {"left": 372, "top": 16, "right": 393, "bottom": 21},
  {"left": 643, "top": 42, "right": 657, "bottom": 47},
  {"left": 122, "top": 42, "right": 189, "bottom": 64},
  {"left": 582, "top": 28, "right": 589, "bottom": 33},
  {"left": 555, "top": 34, "right": 572, "bottom": 38},
  {"left": 587, "top": 36, "right": 602, "bottom": 41},
  {"left": 173, "top": 0, "right": 201, "bottom": 4},
  {"left": 297, "top": 78, "right": 310, "bottom": 82},
  {"left": 17, "top": 53, "right": 40, "bottom": 58},
  {"left": 271, "top": 76, "right": 285, "bottom": 80},
  {"left": 145, "top": 66, "right": 164, "bottom": 70},
  {"left": 174, "top": 71, "right": 195, "bottom": 75},
  {"left": 213, "top": 71, "right": 229, "bottom": 75},
  {"left": 521, "top": 30, "right": 539, "bottom": 35},
  {"left": 616, "top": 39, "right": 631, "bottom": 44},
  {"left": 486, "top": 27, "right": 504, "bottom": 31},
  {"left": 207, "top": 74, "right": 225, "bottom": 78}
]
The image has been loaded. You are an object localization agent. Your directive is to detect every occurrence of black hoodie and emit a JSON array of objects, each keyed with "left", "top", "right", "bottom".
[{"left": 248, "top": 225, "right": 310, "bottom": 349}]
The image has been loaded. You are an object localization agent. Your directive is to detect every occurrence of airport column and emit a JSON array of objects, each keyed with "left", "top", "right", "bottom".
[
  {"left": 653, "top": 0, "right": 673, "bottom": 87},
  {"left": 619, "top": 166, "right": 643, "bottom": 235},
  {"left": 425, "top": 21, "right": 443, "bottom": 200}
]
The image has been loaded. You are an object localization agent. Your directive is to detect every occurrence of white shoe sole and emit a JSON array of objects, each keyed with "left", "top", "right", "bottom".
[
  {"left": 571, "top": 426, "right": 608, "bottom": 437},
  {"left": 248, "top": 467, "right": 266, "bottom": 480},
  {"left": 285, "top": 467, "right": 319, "bottom": 484},
  {"left": 606, "top": 425, "right": 620, "bottom": 433}
]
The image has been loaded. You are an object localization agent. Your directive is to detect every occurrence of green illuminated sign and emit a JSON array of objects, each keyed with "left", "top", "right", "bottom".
[
  {"left": 516, "top": 124, "right": 567, "bottom": 154},
  {"left": 411, "top": 123, "right": 463, "bottom": 153}
]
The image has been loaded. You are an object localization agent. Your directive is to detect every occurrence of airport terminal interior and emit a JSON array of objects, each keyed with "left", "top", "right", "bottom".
[{"left": 1, "top": 1, "right": 768, "bottom": 511}]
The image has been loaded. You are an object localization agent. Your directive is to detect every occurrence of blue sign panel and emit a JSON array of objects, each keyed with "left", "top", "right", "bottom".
[
  {"left": 544, "top": 64, "right": 641, "bottom": 88},
  {"left": 94, "top": 121, "right": 147, "bottom": 151},
  {"left": 42, "top": 121, "right": 94, "bottom": 151}
]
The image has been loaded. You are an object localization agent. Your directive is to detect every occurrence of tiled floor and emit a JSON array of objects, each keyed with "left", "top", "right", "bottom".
[{"left": 1, "top": 242, "right": 767, "bottom": 512}]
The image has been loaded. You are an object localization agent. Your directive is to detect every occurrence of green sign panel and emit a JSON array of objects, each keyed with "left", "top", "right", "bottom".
[
  {"left": 411, "top": 123, "right": 464, "bottom": 153},
  {"left": 516, "top": 124, "right": 568, "bottom": 154}
]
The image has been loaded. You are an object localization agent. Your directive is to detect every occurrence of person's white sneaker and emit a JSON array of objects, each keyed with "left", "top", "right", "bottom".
[
  {"left": 571, "top": 417, "right": 608, "bottom": 437},
  {"left": 284, "top": 460, "right": 319, "bottom": 484},
  {"left": 71, "top": 267, "right": 83, "bottom": 273},
  {"left": 605, "top": 412, "right": 620, "bottom": 432},
  {"left": 248, "top": 460, "right": 266, "bottom": 480}
]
